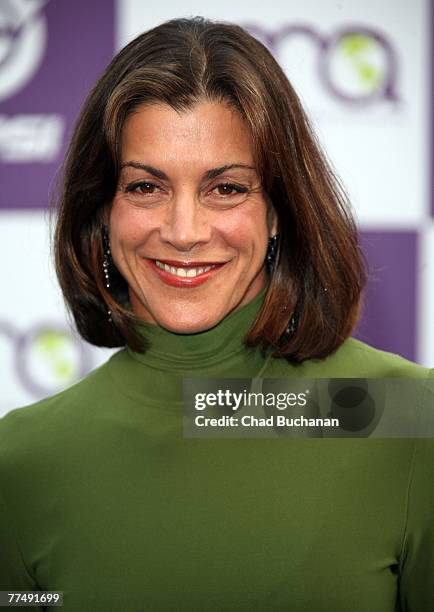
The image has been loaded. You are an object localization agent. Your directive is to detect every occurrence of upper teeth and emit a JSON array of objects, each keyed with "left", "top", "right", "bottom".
[{"left": 155, "top": 260, "right": 214, "bottom": 278}]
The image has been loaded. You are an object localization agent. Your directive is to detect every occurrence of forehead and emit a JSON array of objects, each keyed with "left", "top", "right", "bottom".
[{"left": 119, "top": 100, "right": 255, "bottom": 168}]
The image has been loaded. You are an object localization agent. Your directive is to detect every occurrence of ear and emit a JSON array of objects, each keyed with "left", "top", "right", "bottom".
[
  {"left": 101, "top": 202, "right": 112, "bottom": 228},
  {"left": 268, "top": 203, "right": 278, "bottom": 237}
]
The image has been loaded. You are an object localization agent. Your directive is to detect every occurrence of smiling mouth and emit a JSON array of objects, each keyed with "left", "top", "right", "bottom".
[{"left": 153, "top": 259, "right": 225, "bottom": 279}]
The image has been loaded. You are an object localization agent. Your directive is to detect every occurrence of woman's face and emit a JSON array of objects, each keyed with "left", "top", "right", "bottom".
[{"left": 109, "top": 100, "right": 277, "bottom": 333}]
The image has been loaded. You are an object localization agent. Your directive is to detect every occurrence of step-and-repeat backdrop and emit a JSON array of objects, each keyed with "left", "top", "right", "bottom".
[{"left": 1, "top": 0, "right": 433, "bottom": 415}]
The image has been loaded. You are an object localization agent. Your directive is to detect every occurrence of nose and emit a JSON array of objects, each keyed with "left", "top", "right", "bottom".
[{"left": 159, "top": 192, "right": 212, "bottom": 251}]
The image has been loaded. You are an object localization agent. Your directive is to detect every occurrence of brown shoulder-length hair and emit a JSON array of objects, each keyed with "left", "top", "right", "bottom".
[{"left": 53, "top": 16, "right": 368, "bottom": 363}]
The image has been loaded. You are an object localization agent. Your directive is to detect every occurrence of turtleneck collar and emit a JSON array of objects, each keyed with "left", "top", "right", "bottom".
[
  {"left": 107, "top": 287, "right": 275, "bottom": 408},
  {"left": 126, "top": 287, "right": 269, "bottom": 375}
]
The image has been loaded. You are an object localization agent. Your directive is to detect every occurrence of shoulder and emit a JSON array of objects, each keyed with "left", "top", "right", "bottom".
[
  {"left": 0, "top": 351, "right": 122, "bottom": 465},
  {"left": 318, "top": 337, "right": 433, "bottom": 377},
  {"left": 267, "top": 337, "right": 434, "bottom": 379}
]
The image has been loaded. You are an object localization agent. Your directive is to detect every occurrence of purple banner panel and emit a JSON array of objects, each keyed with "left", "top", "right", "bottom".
[
  {"left": 432, "top": 0, "right": 434, "bottom": 218},
  {"left": 0, "top": 0, "right": 115, "bottom": 209},
  {"left": 355, "top": 231, "right": 418, "bottom": 363}
]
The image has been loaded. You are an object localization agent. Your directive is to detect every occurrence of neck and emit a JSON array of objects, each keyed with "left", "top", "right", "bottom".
[
  {"left": 108, "top": 288, "right": 273, "bottom": 408},
  {"left": 128, "top": 287, "right": 268, "bottom": 375}
]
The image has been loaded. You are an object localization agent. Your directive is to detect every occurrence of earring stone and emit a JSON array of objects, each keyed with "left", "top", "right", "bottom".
[
  {"left": 266, "top": 234, "right": 279, "bottom": 275},
  {"left": 102, "top": 225, "right": 113, "bottom": 323},
  {"left": 266, "top": 234, "right": 297, "bottom": 339}
]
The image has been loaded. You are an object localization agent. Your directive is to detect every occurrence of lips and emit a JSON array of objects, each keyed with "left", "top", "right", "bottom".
[
  {"left": 155, "top": 259, "right": 217, "bottom": 278},
  {"left": 148, "top": 258, "right": 227, "bottom": 287}
]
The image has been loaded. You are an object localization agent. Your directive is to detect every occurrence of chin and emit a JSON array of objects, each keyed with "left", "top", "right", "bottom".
[{"left": 156, "top": 312, "right": 223, "bottom": 335}]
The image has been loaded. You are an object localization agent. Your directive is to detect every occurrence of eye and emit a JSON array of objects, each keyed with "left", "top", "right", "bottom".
[
  {"left": 125, "top": 181, "right": 161, "bottom": 195},
  {"left": 212, "top": 183, "right": 249, "bottom": 196}
]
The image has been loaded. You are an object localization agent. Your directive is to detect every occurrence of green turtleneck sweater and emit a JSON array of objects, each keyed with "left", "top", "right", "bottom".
[{"left": 0, "top": 292, "right": 433, "bottom": 611}]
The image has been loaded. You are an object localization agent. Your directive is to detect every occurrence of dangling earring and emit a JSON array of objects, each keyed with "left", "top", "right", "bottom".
[
  {"left": 266, "top": 234, "right": 279, "bottom": 272},
  {"left": 284, "top": 313, "right": 297, "bottom": 339},
  {"left": 102, "top": 225, "right": 112, "bottom": 323},
  {"left": 266, "top": 234, "right": 297, "bottom": 339}
]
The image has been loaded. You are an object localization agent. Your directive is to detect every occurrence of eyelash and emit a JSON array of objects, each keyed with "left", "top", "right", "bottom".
[{"left": 124, "top": 181, "right": 249, "bottom": 197}]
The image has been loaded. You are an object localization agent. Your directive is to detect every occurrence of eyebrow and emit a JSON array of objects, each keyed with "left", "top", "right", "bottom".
[{"left": 120, "top": 161, "right": 257, "bottom": 180}]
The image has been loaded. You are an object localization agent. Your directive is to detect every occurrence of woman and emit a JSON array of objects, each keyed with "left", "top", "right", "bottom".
[{"left": 0, "top": 16, "right": 433, "bottom": 612}]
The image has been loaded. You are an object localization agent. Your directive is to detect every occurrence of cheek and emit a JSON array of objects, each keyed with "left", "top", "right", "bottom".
[
  {"left": 218, "top": 207, "right": 269, "bottom": 251},
  {"left": 109, "top": 202, "right": 151, "bottom": 248}
]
